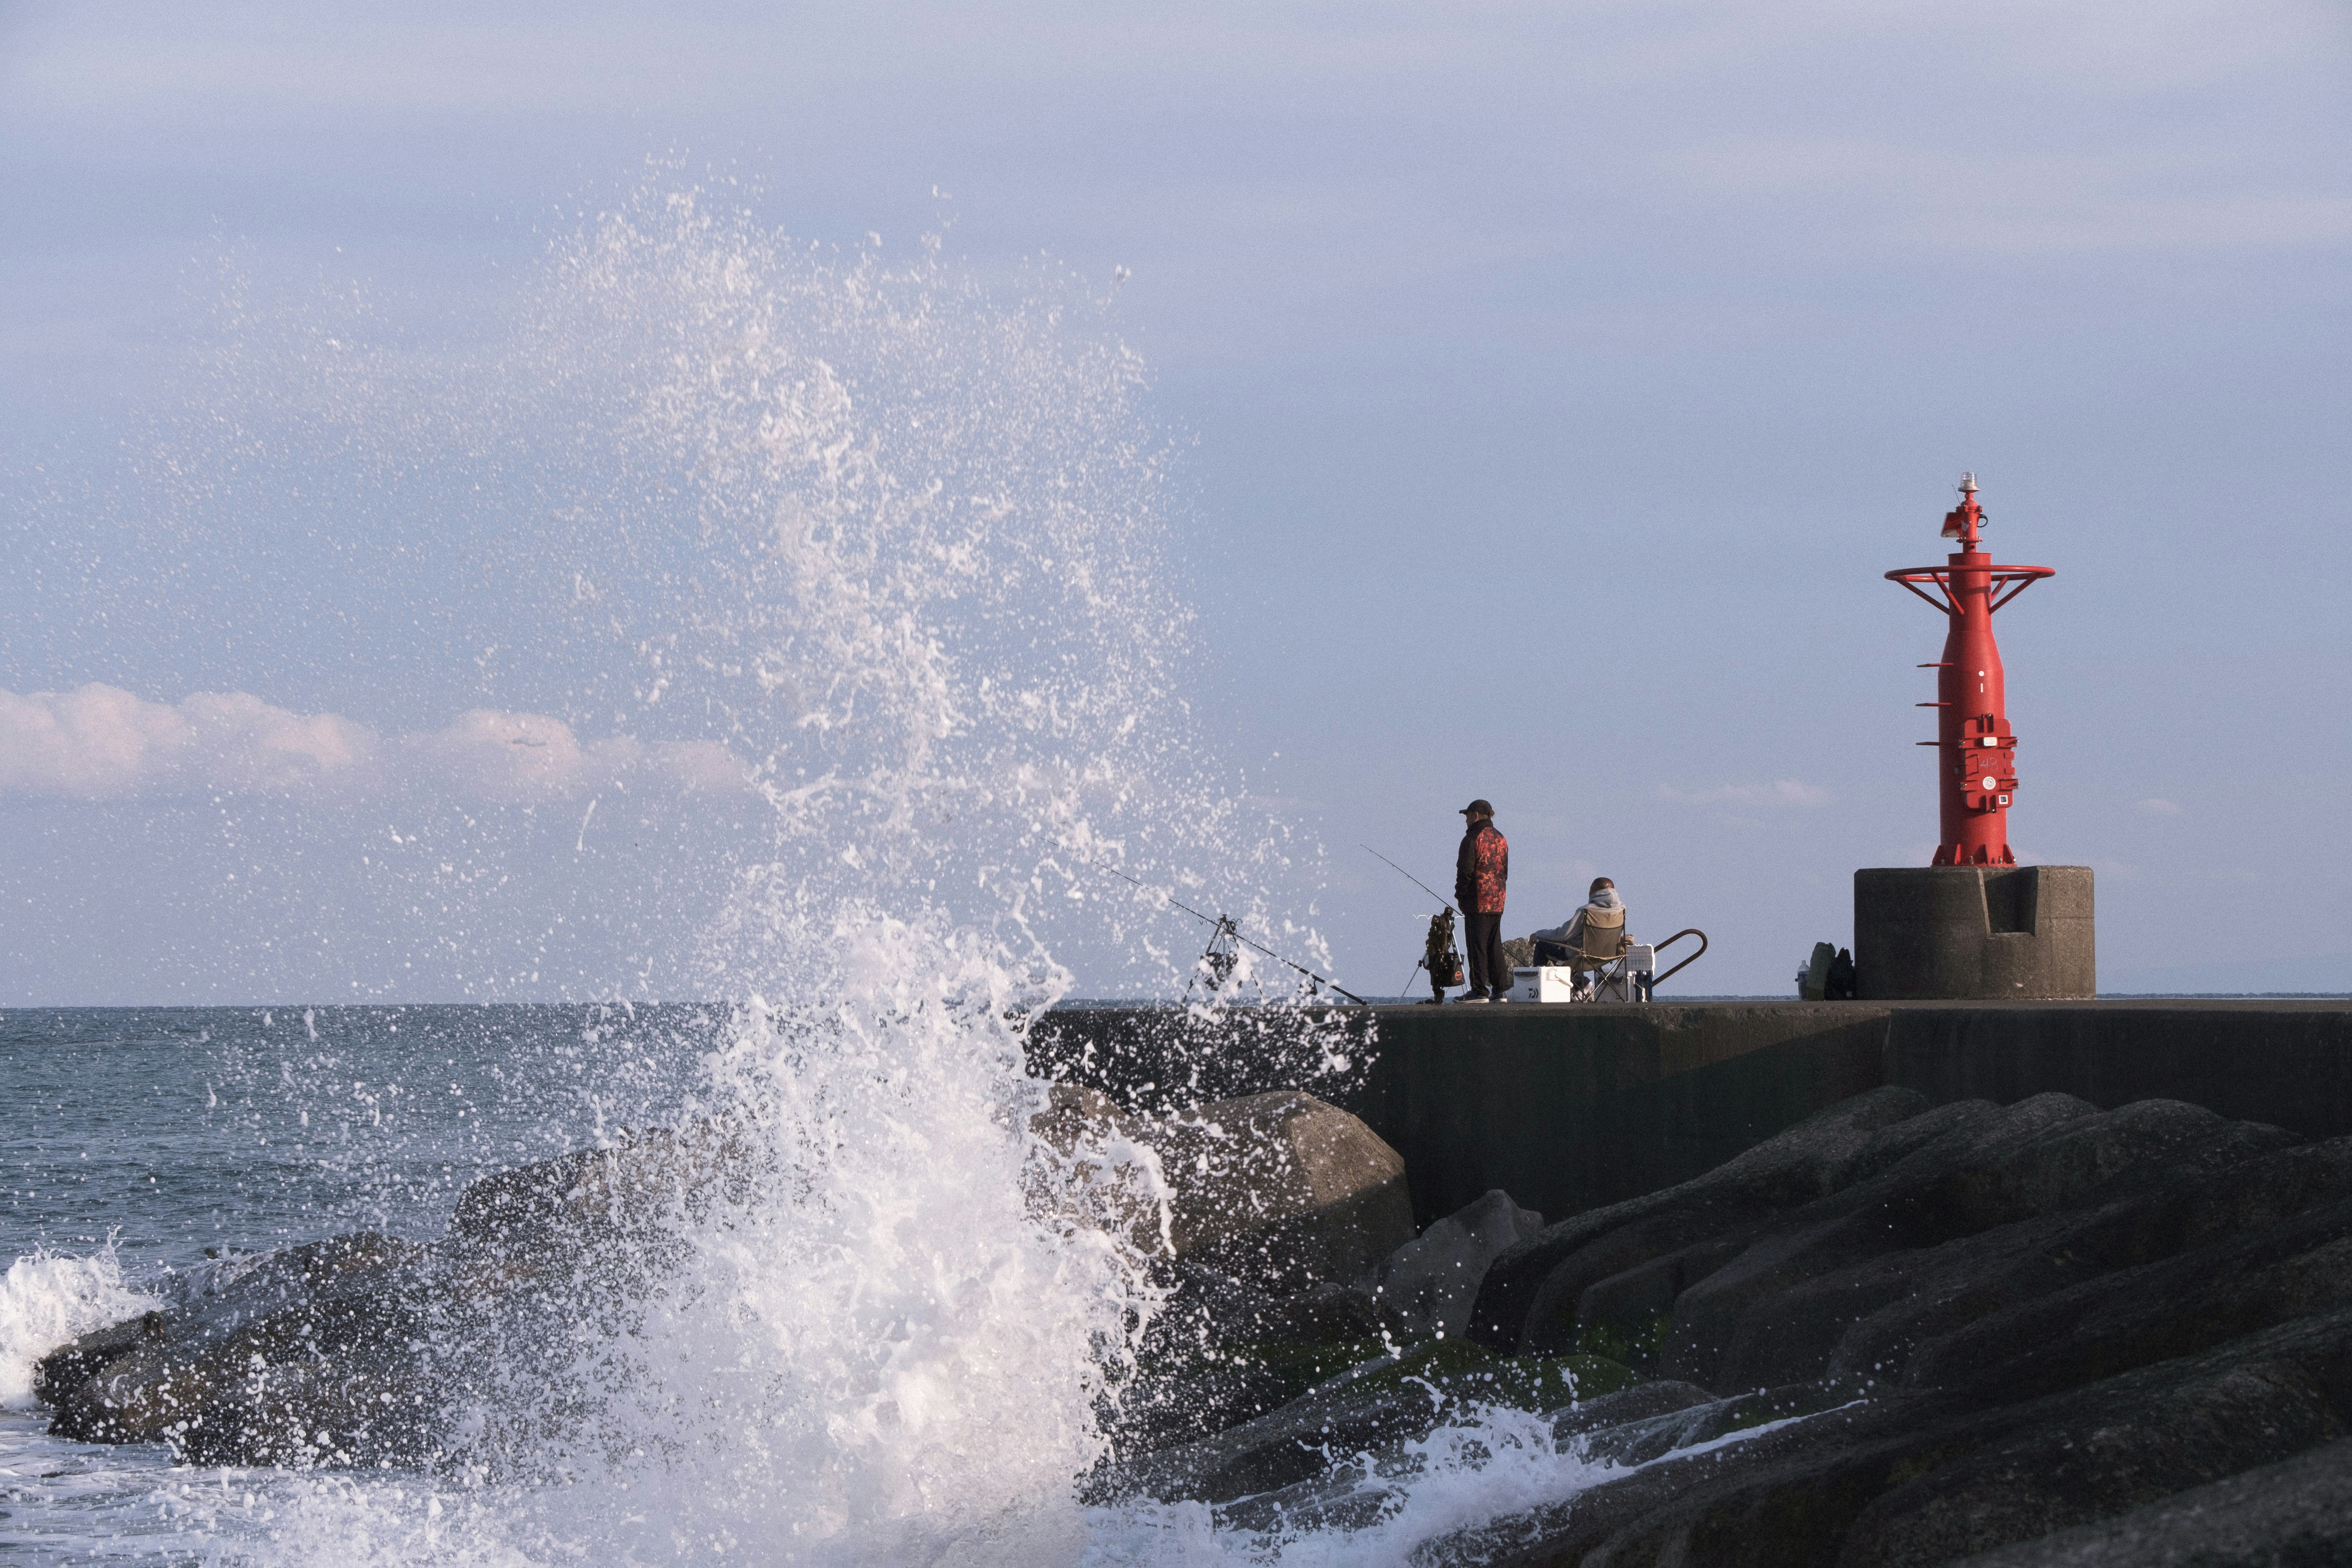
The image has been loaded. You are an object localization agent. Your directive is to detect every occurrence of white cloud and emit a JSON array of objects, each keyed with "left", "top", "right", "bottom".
[
  {"left": 0, "top": 685, "right": 752, "bottom": 804},
  {"left": 0, "top": 684, "right": 380, "bottom": 800},
  {"left": 1658, "top": 778, "right": 1833, "bottom": 808},
  {"left": 2136, "top": 797, "right": 2186, "bottom": 816}
]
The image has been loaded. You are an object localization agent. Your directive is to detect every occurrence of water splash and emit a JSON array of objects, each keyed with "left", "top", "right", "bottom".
[
  {"left": 12, "top": 176, "right": 1367, "bottom": 1565},
  {"left": 0, "top": 1245, "right": 154, "bottom": 1409},
  {"left": 329, "top": 184, "right": 1225, "bottom": 1559},
  {"left": 517, "top": 180, "right": 1304, "bottom": 1001}
]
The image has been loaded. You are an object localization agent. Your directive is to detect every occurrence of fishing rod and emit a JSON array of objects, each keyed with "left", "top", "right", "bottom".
[
  {"left": 1360, "top": 844, "right": 1454, "bottom": 913},
  {"left": 1087, "top": 859, "right": 1366, "bottom": 1005}
]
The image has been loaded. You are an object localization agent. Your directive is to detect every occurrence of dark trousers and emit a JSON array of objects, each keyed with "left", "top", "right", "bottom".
[{"left": 1464, "top": 911, "right": 1507, "bottom": 998}]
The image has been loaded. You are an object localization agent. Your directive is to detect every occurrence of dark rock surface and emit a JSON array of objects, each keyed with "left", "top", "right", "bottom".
[
  {"left": 1948, "top": 1437, "right": 2352, "bottom": 1566},
  {"left": 1104, "top": 1182, "right": 1544, "bottom": 1459},
  {"left": 1371, "top": 1187, "right": 1544, "bottom": 1339},
  {"left": 1399, "top": 1088, "right": 2352, "bottom": 1566},
  {"left": 1102, "top": 1340, "right": 1643, "bottom": 1511},
  {"left": 1092, "top": 1086, "right": 2352, "bottom": 1565},
  {"left": 32, "top": 1116, "right": 764, "bottom": 1467},
  {"left": 39, "top": 1233, "right": 443, "bottom": 1463},
  {"left": 1156, "top": 1090, "right": 1416, "bottom": 1290},
  {"left": 1029, "top": 1083, "right": 1416, "bottom": 1294}
]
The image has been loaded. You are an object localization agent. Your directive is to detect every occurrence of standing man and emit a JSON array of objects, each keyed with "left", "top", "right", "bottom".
[{"left": 1453, "top": 799, "right": 1510, "bottom": 1002}]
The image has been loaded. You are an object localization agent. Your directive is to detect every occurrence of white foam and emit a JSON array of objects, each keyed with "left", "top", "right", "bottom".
[
  {"left": 0, "top": 1245, "right": 156, "bottom": 1409},
  {"left": 1081, "top": 1403, "right": 1836, "bottom": 1566}
]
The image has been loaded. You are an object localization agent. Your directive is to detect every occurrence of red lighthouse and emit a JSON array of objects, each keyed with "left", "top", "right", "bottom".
[{"left": 1886, "top": 476, "right": 2054, "bottom": 867}]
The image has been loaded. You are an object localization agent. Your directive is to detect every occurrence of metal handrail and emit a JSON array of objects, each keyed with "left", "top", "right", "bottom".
[{"left": 1652, "top": 928, "right": 1709, "bottom": 989}]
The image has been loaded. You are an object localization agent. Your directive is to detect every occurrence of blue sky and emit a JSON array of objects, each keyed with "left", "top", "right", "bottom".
[{"left": 4, "top": 1, "right": 2348, "bottom": 1000}]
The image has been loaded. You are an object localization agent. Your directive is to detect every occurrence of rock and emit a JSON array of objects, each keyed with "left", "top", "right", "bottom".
[
  {"left": 39, "top": 1233, "right": 438, "bottom": 1461},
  {"left": 1097, "top": 1338, "right": 1644, "bottom": 1512},
  {"left": 1154, "top": 1090, "right": 1415, "bottom": 1293},
  {"left": 1412, "top": 1089, "right": 2352, "bottom": 1568},
  {"left": 1370, "top": 1188, "right": 1544, "bottom": 1340},
  {"left": 1654, "top": 1095, "right": 2291, "bottom": 1389},
  {"left": 1100, "top": 1084, "right": 2352, "bottom": 1564},
  {"left": 31, "top": 1084, "right": 1416, "bottom": 1472},
  {"left": 1443, "top": 1307, "right": 2352, "bottom": 1565},
  {"left": 1830, "top": 1316, "right": 2352, "bottom": 1568},
  {"left": 1103, "top": 1357, "right": 1458, "bottom": 1507},
  {"left": 1948, "top": 1437, "right": 2352, "bottom": 1566},
  {"left": 1100, "top": 1180, "right": 1549, "bottom": 1462},
  {"left": 1468, "top": 1085, "right": 1936, "bottom": 1354},
  {"left": 450, "top": 1118, "right": 752, "bottom": 1254},
  {"left": 1032, "top": 1083, "right": 1413, "bottom": 1293},
  {"left": 32, "top": 1120, "right": 756, "bottom": 1468}
]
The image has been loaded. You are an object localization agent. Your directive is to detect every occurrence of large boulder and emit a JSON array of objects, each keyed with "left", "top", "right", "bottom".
[
  {"left": 1032, "top": 1084, "right": 1415, "bottom": 1294},
  {"left": 1157, "top": 1090, "right": 1415, "bottom": 1292},
  {"left": 33, "top": 1120, "right": 755, "bottom": 1468},
  {"left": 449, "top": 1118, "right": 753, "bottom": 1254},
  {"left": 1369, "top": 1187, "right": 1544, "bottom": 1340},
  {"left": 1041, "top": 1086, "right": 1431, "bottom": 1459},
  {"left": 1096, "top": 1343, "right": 1659, "bottom": 1515},
  {"left": 38, "top": 1233, "right": 438, "bottom": 1463},
  {"left": 1467, "top": 1084, "right": 1939, "bottom": 1355}
]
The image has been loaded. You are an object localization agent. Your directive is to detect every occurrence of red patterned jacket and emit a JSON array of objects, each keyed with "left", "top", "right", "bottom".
[{"left": 1454, "top": 821, "right": 1509, "bottom": 914}]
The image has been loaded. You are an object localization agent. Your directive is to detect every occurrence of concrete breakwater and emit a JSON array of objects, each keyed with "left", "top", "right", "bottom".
[{"left": 1026, "top": 998, "right": 2352, "bottom": 1226}]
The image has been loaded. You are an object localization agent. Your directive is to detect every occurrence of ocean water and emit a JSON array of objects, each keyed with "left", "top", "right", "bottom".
[
  {"left": 6, "top": 181, "right": 1679, "bottom": 1563},
  {"left": 0, "top": 1004, "right": 698, "bottom": 1562}
]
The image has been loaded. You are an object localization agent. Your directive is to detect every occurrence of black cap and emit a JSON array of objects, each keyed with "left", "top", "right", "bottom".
[{"left": 1459, "top": 799, "right": 1494, "bottom": 816}]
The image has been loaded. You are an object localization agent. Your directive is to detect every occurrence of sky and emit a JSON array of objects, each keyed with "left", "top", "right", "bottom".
[{"left": 4, "top": 0, "right": 2348, "bottom": 1001}]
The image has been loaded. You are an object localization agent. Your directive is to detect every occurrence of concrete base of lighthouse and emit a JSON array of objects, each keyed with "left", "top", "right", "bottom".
[{"left": 1855, "top": 865, "right": 2096, "bottom": 1000}]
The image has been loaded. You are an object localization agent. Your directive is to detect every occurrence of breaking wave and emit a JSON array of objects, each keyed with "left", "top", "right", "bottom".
[{"left": 0, "top": 1246, "right": 155, "bottom": 1410}]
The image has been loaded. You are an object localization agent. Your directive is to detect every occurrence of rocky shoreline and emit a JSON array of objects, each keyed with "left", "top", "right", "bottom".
[{"left": 33, "top": 1081, "right": 2352, "bottom": 1562}]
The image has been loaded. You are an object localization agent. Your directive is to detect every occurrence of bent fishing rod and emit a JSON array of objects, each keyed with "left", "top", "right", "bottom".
[{"left": 1086, "top": 860, "right": 1366, "bottom": 1005}]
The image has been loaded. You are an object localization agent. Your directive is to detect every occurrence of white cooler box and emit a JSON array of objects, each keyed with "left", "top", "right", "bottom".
[
  {"left": 1508, "top": 966, "right": 1579, "bottom": 1002},
  {"left": 1509, "top": 945, "right": 1655, "bottom": 1003}
]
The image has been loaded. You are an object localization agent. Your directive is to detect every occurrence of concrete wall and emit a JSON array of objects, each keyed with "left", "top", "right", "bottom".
[
  {"left": 1883, "top": 1001, "right": 2352, "bottom": 1139},
  {"left": 1342, "top": 1005, "right": 1886, "bottom": 1225},
  {"left": 1854, "top": 865, "right": 2096, "bottom": 999},
  {"left": 1028, "top": 999, "right": 2352, "bottom": 1229}
]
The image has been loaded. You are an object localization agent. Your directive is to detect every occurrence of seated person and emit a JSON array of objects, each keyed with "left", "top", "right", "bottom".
[{"left": 1531, "top": 878, "right": 1631, "bottom": 967}]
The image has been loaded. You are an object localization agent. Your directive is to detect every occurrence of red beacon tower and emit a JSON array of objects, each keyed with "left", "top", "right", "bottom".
[{"left": 1886, "top": 475, "right": 2054, "bottom": 867}]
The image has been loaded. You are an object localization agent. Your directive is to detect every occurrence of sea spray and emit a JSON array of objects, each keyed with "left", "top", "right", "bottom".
[
  {"left": 406, "top": 917, "right": 1171, "bottom": 1563},
  {"left": 0, "top": 1246, "right": 155, "bottom": 1409},
  {"left": 519, "top": 178, "right": 1318, "bottom": 1003}
]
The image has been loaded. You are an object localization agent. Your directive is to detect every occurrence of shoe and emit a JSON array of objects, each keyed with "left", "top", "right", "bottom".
[{"left": 1460, "top": 995, "right": 1490, "bottom": 1004}]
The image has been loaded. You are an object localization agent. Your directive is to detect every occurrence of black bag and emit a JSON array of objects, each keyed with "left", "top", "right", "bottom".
[
  {"left": 1427, "top": 910, "right": 1466, "bottom": 988},
  {"left": 1826, "top": 947, "right": 1857, "bottom": 1001}
]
